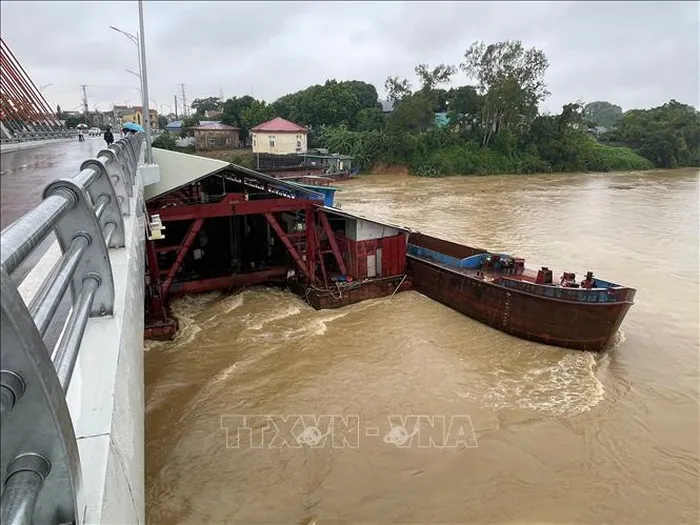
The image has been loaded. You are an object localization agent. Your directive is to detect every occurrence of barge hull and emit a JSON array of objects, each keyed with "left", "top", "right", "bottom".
[
  {"left": 408, "top": 257, "right": 632, "bottom": 352},
  {"left": 294, "top": 275, "right": 411, "bottom": 310}
]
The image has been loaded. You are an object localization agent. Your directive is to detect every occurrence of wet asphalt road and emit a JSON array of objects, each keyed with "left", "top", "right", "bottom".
[
  {"left": 1, "top": 137, "right": 109, "bottom": 348},
  {"left": 1, "top": 138, "right": 108, "bottom": 279},
  {"left": 1, "top": 138, "right": 106, "bottom": 228}
]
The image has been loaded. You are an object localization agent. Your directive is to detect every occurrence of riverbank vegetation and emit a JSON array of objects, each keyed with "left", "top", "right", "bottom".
[{"left": 181, "top": 40, "right": 698, "bottom": 176}]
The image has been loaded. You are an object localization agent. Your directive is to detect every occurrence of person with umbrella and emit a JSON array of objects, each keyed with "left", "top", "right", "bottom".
[
  {"left": 103, "top": 126, "right": 114, "bottom": 146},
  {"left": 122, "top": 122, "right": 145, "bottom": 134},
  {"left": 77, "top": 123, "right": 87, "bottom": 142}
]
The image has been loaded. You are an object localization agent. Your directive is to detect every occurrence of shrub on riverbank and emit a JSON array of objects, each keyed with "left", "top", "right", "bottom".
[
  {"left": 577, "top": 141, "right": 652, "bottom": 172},
  {"left": 316, "top": 126, "right": 651, "bottom": 177}
]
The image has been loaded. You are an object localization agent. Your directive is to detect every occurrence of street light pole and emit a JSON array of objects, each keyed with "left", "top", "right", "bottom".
[
  {"left": 137, "top": 0, "right": 153, "bottom": 163},
  {"left": 109, "top": 25, "right": 142, "bottom": 88}
]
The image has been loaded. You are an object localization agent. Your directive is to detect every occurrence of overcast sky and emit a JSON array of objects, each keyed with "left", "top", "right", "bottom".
[{"left": 2, "top": 1, "right": 698, "bottom": 116}]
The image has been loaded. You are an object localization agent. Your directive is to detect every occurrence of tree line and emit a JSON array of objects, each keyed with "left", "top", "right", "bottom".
[{"left": 176, "top": 40, "right": 699, "bottom": 175}]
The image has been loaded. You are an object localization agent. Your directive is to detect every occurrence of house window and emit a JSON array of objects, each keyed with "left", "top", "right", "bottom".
[
  {"left": 296, "top": 139, "right": 302, "bottom": 148},
  {"left": 253, "top": 136, "right": 257, "bottom": 147},
  {"left": 225, "top": 137, "right": 232, "bottom": 145},
  {"left": 269, "top": 135, "right": 275, "bottom": 148},
  {"left": 207, "top": 138, "right": 216, "bottom": 147}
]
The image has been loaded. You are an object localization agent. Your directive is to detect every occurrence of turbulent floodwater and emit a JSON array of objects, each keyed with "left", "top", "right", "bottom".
[{"left": 145, "top": 168, "right": 699, "bottom": 524}]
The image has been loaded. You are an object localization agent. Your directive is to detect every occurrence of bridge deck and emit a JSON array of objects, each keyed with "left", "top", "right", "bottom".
[
  {"left": 1, "top": 138, "right": 107, "bottom": 227},
  {"left": 1, "top": 138, "right": 110, "bottom": 348}
]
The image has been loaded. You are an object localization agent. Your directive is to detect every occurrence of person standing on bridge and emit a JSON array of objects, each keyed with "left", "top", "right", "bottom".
[{"left": 104, "top": 127, "right": 114, "bottom": 146}]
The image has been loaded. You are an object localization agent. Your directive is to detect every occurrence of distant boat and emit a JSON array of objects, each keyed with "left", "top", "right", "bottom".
[{"left": 258, "top": 151, "right": 358, "bottom": 181}]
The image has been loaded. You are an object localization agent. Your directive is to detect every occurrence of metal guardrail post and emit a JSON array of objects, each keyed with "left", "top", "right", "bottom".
[
  {"left": 41, "top": 183, "right": 114, "bottom": 318},
  {"left": 108, "top": 143, "right": 135, "bottom": 198},
  {"left": 0, "top": 266, "right": 82, "bottom": 525},
  {"left": 77, "top": 157, "right": 125, "bottom": 248},
  {"left": 98, "top": 148, "right": 131, "bottom": 215},
  {"left": 0, "top": 132, "right": 144, "bottom": 524}
]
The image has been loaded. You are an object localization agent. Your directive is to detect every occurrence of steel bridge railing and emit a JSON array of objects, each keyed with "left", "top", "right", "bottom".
[
  {"left": 0, "top": 132, "right": 145, "bottom": 525},
  {"left": 0, "top": 130, "right": 76, "bottom": 145}
]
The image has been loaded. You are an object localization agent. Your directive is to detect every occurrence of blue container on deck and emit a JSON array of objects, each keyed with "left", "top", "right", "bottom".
[{"left": 298, "top": 184, "right": 341, "bottom": 207}]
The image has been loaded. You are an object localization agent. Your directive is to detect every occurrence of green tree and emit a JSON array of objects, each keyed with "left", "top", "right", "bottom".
[
  {"left": 611, "top": 100, "right": 700, "bottom": 168},
  {"left": 180, "top": 115, "right": 200, "bottom": 137},
  {"left": 152, "top": 133, "right": 177, "bottom": 150},
  {"left": 461, "top": 40, "right": 549, "bottom": 146},
  {"left": 157, "top": 115, "right": 168, "bottom": 129},
  {"left": 384, "top": 76, "right": 412, "bottom": 104},
  {"left": 387, "top": 93, "right": 435, "bottom": 133},
  {"left": 64, "top": 115, "right": 86, "bottom": 128},
  {"left": 270, "top": 80, "right": 379, "bottom": 130},
  {"left": 584, "top": 101, "right": 623, "bottom": 128},
  {"left": 221, "top": 96, "right": 255, "bottom": 127},
  {"left": 355, "top": 107, "right": 386, "bottom": 131},
  {"left": 415, "top": 63, "right": 457, "bottom": 92},
  {"left": 191, "top": 96, "right": 222, "bottom": 116},
  {"left": 342, "top": 80, "right": 379, "bottom": 110},
  {"left": 446, "top": 85, "right": 483, "bottom": 134},
  {"left": 240, "top": 100, "right": 276, "bottom": 132}
]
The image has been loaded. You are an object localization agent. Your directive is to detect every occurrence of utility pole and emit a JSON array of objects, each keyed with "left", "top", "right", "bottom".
[
  {"left": 174, "top": 94, "right": 178, "bottom": 119},
  {"left": 138, "top": 0, "right": 153, "bottom": 164},
  {"left": 81, "top": 84, "right": 89, "bottom": 124},
  {"left": 179, "top": 83, "right": 188, "bottom": 117}
]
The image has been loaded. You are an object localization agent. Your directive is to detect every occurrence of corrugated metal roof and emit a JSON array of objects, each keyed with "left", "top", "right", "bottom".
[
  {"left": 251, "top": 117, "right": 306, "bottom": 133},
  {"left": 146, "top": 148, "right": 324, "bottom": 202},
  {"left": 146, "top": 149, "right": 229, "bottom": 201},
  {"left": 191, "top": 122, "right": 240, "bottom": 131}
]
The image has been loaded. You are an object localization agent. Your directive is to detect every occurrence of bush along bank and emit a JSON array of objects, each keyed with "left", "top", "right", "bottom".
[{"left": 313, "top": 126, "right": 653, "bottom": 178}]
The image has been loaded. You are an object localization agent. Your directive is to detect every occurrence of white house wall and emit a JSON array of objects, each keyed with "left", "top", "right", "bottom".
[{"left": 252, "top": 131, "right": 307, "bottom": 155}]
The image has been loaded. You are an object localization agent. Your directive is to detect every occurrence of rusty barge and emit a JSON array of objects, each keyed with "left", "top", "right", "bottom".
[
  {"left": 143, "top": 149, "right": 635, "bottom": 351},
  {"left": 407, "top": 233, "right": 636, "bottom": 351}
]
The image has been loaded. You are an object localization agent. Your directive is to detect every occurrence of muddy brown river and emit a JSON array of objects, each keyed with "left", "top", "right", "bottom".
[{"left": 145, "top": 168, "right": 699, "bottom": 524}]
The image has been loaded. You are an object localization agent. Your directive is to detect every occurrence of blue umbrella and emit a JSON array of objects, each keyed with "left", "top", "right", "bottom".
[{"left": 122, "top": 122, "right": 144, "bottom": 132}]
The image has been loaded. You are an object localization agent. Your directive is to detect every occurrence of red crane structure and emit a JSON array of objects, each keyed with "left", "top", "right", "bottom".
[{"left": 0, "top": 38, "right": 65, "bottom": 139}]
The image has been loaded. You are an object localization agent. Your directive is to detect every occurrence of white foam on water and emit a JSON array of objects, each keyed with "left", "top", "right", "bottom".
[
  {"left": 223, "top": 294, "right": 246, "bottom": 314},
  {"left": 199, "top": 294, "right": 246, "bottom": 328},
  {"left": 245, "top": 303, "right": 302, "bottom": 330},
  {"left": 279, "top": 310, "right": 350, "bottom": 341},
  {"left": 460, "top": 351, "right": 605, "bottom": 417},
  {"left": 211, "top": 362, "right": 238, "bottom": 386},
  {"left": 167, "top": 292, "right": 222, "bottom": 346},
  {"left": 611, "top": 329, "right": 627, "bottom": 347}
]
